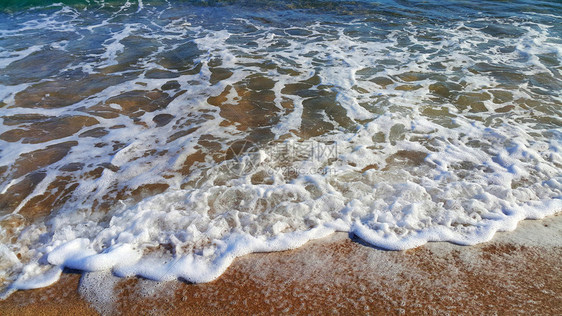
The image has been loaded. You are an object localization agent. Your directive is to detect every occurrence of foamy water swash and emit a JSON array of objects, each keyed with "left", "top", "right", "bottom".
[{"left": 0, "top": 0, "right": 561, "bottom": 296}]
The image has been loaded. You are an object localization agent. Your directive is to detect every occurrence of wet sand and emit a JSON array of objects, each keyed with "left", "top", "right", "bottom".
[{"left": 1, "top": 213, "right": 560, "bottom": 315}]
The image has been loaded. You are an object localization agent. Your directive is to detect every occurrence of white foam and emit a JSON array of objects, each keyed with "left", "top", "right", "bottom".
[{"left": 11, "top": 264, "right": 63, "bottom": 290}]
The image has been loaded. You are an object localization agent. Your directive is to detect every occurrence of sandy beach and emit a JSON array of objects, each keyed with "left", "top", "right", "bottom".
[{"left": 1, "top": 213, "right": 560, "bottom": 315}]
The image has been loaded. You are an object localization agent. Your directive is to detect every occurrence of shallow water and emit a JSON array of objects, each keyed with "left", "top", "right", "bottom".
[{"left": 0, "top": 0, "right": 561, "bottom": 293}]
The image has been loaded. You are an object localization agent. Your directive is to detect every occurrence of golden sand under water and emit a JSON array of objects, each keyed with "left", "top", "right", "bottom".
[
  {"left": 0, "top": 73, "right": 436, "bottom": 237},
  {"left": 0, "top": 72, "right": 559, "bottom": 288}
]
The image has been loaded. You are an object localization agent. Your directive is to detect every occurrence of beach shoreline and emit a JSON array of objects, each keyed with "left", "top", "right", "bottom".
[
  {"left": 1, "top": 213, "right": 560, "bottom": 315},
  {"left": 2, "top": 0, "right": 562, "bottom": 302}
]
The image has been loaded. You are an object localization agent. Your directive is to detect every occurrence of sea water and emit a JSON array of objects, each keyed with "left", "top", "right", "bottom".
[{"left": 0, "top": 0, "right": 561, "bottom": 295}]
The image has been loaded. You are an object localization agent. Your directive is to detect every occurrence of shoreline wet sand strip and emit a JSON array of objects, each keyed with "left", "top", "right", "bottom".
[{"left": 1, "top": 214, "right": 560, "bottom": 315}]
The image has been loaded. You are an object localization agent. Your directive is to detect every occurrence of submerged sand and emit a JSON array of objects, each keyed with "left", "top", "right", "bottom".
[{"left": 1, "top": 213, "right": 560, "bottom": 315}]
